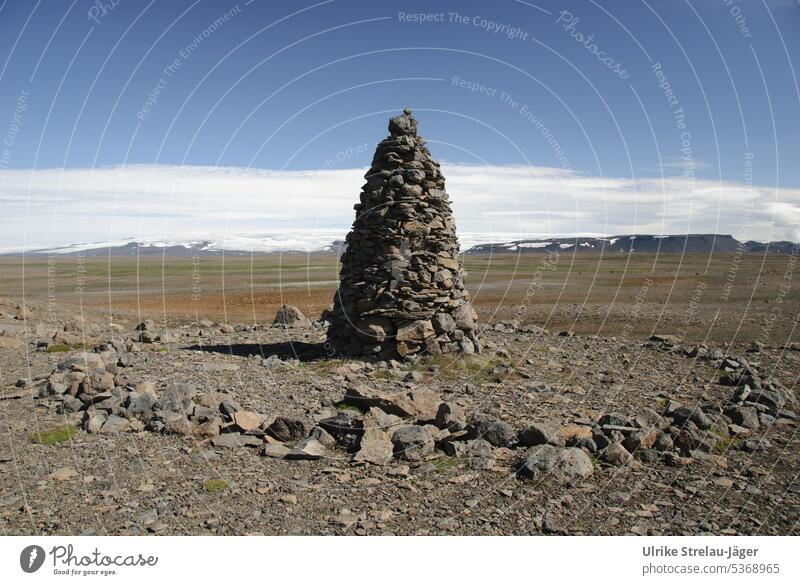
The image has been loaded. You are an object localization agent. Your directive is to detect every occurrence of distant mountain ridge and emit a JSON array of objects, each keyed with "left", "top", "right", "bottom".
[
  {"left": 6, "top": 233, "right": 797, "bottom": 256},
  {"left": 465, "top": 234, "right": 798, "bottom": 255}
]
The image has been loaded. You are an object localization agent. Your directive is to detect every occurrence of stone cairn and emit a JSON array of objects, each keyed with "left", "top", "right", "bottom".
[{"left": 326, "top": 109, "right": 479, "bottom": 359}]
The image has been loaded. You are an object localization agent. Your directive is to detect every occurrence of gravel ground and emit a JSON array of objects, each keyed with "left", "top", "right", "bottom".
[{"left": 1, "top": 298, "right": 798, "bottom": 536}]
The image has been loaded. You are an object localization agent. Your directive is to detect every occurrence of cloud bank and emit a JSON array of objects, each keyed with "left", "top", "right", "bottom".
[{"left": 0, "top": 163, "right": 797, "bottom": 253}]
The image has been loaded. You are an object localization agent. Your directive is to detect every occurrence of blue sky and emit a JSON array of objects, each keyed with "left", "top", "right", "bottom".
[{"left": 0, "top": 0, "right": 799, "bottom": 249}]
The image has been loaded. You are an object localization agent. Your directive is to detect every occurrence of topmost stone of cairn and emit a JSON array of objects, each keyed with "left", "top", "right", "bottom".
[
  {"left": 388, "top": 108, "right": 418, "bottom": 137},
  {"left": 326, "top": 109, "right": 479, "bottom": 360}
]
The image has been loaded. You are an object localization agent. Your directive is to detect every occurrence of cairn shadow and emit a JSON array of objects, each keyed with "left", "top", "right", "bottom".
[{"left": 183, "top": 341, "right": 330, "bottom": 362}]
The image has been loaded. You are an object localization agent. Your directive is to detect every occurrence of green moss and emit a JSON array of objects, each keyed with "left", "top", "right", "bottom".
[
  {"left": 335, "top": 401, "right": 366, "bottom": 414},
  {"left": 30, "top": 425, "right": 77, "bottom": 445},
  {"left": 417, "top": 354, "right": 503, "bottom": 382},
  {"left": 373, "top": 370, "right": 395, "bottom": 381},
  {"left": 308, "top": 359, "right": 349, "bottom": 374},
  {"left": 202, "top": 479, "right": 230, "bottom": 493},
  {"left": 714, "top": 436, "right": 741, "bottom": 454},
  {"left": 709, "top": 424, "right": 729, "bottom": 439},
  {"left": 432, "top": 456, "right": 461, "bottom": 471},
  {"left": 46, "top": 343, "right": 85, "bottom": 353}
]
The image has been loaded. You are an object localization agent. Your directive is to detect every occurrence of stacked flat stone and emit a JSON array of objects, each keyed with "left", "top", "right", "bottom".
[{"left": 326, "top": 109, "right": 479, "bottom": 359}]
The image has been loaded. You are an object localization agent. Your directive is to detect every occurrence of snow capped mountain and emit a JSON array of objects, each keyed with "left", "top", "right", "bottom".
[
  {"left": 466, "top": 234, "right": 798, "bottom": 255},
  {"left": 5, "top": 232, "right": 797, "bottom": 256}
]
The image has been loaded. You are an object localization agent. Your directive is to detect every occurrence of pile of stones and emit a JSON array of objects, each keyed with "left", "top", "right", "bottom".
[{"left": 326, "top": 109, "right": 479, "bottom": 360}]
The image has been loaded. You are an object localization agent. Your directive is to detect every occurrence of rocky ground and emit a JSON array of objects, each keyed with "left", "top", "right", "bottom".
[{"left": 1, "top": 297, "right": 798, "bottom": 535}]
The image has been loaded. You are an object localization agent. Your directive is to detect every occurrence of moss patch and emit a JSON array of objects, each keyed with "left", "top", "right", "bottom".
[
  {"left": 432, "top": 456, "right": 461, "bottom": 471},
  {"left": 202, "top": 479, "right": 230, "bottom": 493},
  {"left": 714, "top": 436, "right": 741, "bottom": 454},
  {"left": 335, "top": 401, "right": 366, "bottom": 414},
  {"left": 30, "top": 425, "right": 77, "bottom": 445},
  {"left": 46, "top": 343, "right": 85, "bottom": 353},
  {"left": 419, "top": 354, "right": 515, "bottom": 384}
]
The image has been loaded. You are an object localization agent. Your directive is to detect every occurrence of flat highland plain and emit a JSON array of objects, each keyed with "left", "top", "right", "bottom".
[{"left": 0, "top": 251, "right": 797, "bottom": 535}]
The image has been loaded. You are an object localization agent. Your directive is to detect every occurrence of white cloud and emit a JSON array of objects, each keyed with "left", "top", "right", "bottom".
[{"left": 0, "top": 163, "right": 797, "bottom": 253}]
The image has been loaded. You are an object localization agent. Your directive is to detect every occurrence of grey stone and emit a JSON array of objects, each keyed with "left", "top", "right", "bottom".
[
  {"left": 318, "top": 413, "right": 364, "bottom": 452},
  {"left": 434, "top": 402, "right": 466, "bottom": 431},
  {"left": 266, "top": 417, "right": 308, "bottom": 443},
  {"left": 601, "top": 442, "right": 632, "bottom": 466},
  {"left": 652, "top": 432, "right": 674, "bottom": 452},
  {"left": 84, "top": 413, "right": 107, "bottom": 433},
  {"left": 211, "top": 432, "right": 261, "bottom": 448},
  {"left": 670, "top": 406, "right": 713, "bottom": 430},
  {"left": 272, "top": 305, "right": 311, "bottom": 328},
  {"left": 518, "top": 420, "right": 565, "bottom": 447},
  {"left": 466, "top": 418, "right": 515, "bottom": 447},
  {"left": 724, "top": 406, "right": 760, "bottom": 429},
  {"left": 391, "top": 425, "right": 434, "bottom": 461},
  {"left": 518, "top": 445, "right": 594, "bottom": 481},
  {"left": 464, "top": 439, "right": 495, "bottom": 470},
  {"left": 598, "top": 412, "right": 630, "bottom": 427},
  {"left": 127, "top": 393, "right": 157, "bottom": 420},
  {"left": 160, "top": 383, "right": 196, "bottom": 414},
  {"left": 100, "top": 414, "right": 130, "bottom": 433}
]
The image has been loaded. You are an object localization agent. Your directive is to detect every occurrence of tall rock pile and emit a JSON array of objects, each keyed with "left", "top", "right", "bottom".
[{"left": 326, "top": 109, "right": 479, "bottom": 359}]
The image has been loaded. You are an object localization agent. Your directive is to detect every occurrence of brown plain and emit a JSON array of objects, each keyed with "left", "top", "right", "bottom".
[{"left": 0, "top": 251, "right": 795, "bottom": 345}]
